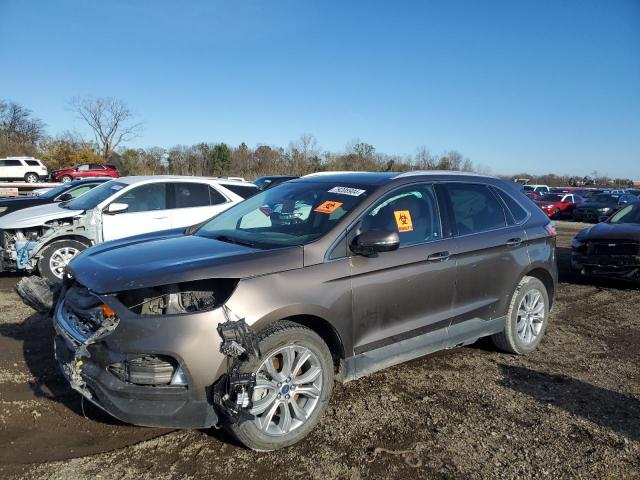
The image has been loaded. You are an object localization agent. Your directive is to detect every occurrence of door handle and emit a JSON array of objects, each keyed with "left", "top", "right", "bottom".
[
  {"left": 427, "top": 251, "right": 450, "bottom": 262},
  {"left": 506, "top": 238, "right": 522, "bottom": 247},
  {"left": 153, "top": 216, "right": 168, "bottom": 220}
]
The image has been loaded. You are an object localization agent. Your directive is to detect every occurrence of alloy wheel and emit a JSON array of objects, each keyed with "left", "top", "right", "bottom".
[
  {"left": 250, "top": 345, "right": 323, "bottom": 436},
  {"left": 516, "top": 289, "right": 545, "bottom": 344},
  {"left": 49, "top": 246, "right": 80, "bottom": 279}
]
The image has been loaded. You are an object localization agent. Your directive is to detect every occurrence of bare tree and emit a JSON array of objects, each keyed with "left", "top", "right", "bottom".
[{"left": 69, "top": 96, "right": 143, "bottom": 160}]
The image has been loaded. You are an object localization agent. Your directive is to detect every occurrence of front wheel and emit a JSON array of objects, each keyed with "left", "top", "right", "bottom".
[
  {"left": 60, "top": 175, "right": 73, "bottom": 183},
  {"left": 37, "top": 239, "right": 88, "bottom": 284},
  {"left": 225, "top": 321, "right": 334, "bottom": 451},
  {"left": 491, "top": 276, "right": 549, "bottom": 354}
]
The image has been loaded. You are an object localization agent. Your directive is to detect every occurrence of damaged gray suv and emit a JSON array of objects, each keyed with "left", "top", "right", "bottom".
[{"left": 53, "top": 171, "right": 557, "bottom": 450}]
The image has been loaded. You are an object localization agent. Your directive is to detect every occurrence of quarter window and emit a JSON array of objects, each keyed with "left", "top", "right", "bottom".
[
  {"left": 444, "top": 183, "right": 507, "bottom": 235},
  {"left": 208, "top": 186, "right": 228, "bottom": 205},
  {"left": 493, "top": 187, "right": 528, "bottom": 224},
  {"left": 360, "top": 184, "right": 441, "bottom": 246}
]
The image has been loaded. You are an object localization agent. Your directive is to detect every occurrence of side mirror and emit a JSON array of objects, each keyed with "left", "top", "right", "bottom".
[
  {"left": 105, "top": 202, "right": 128, "bottom": 214},
  {"left": 57, "top": 193, "right": 73, "bottom": 202},
  {"left": 350, "top": 230, "right": 400, "bottom": 257}
]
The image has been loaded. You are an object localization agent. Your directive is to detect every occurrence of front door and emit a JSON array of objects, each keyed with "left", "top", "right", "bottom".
[
  {"left": 102, "top": 182, "right": 171, "bottom": 241},
  {"left": 349, "top": 183, "right": 456, "bottom": 359}
]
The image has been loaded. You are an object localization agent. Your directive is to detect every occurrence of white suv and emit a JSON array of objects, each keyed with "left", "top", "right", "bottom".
[
  {"left": 0, "top": 176, "right": 258, "bottom": 282},
  {"left": 0, "top": 157, "right": 48, "bottom": 183}
]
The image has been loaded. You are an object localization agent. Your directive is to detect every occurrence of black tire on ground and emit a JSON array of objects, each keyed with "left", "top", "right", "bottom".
[
  {"left": 491, "top": 276, "right": 550, "bottom": 355},
  {"left": 37, "top": 239, "right": 89, "bottom": 284},
  {"left": 24, "top": 172, "right": 39, "bottom": 183},
  {"left": 225, "top": 321, "right": 334, "bottom": 451},
  {"left": 61, "top": 175, "right": 73, "bottom": 183}
]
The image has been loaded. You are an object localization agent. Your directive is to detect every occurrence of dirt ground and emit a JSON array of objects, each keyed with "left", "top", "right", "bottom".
[{"left": 0, "top": 221, "right": 638, "bottom": 479}]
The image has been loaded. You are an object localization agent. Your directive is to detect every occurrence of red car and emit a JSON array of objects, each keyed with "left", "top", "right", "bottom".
[
  {"left": 536, "top": 193, "right": 585, "bottom": 218},
  {"left": 51, "top": 163, "right": 120, "bottom": 183}
]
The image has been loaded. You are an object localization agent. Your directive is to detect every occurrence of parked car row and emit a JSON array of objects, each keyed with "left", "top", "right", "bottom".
[
  {"left": 6, "top": 170, "right": 637, "bottom": 452},
  {"left": 0, "top": 176, "right": 258, "bottom": 282},
  {"left": 522, "top": 184, "right": 639, "bottom": 222}
]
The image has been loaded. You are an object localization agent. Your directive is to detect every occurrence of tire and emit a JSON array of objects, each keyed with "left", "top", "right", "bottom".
[
  {"left": 225, "top": 321, "right": 334, "bottom": 451},
  {"left": 491, "top": 276, "right": 549, "bottom": 355},
  {"left": 24, "top": 172, "right": 39, "bottom": 183},
  {"left": 552, "top": 208, "right": 561, "bottom": 219},
  {"left": 61, "top": 175, "right": 73, "bottom": 183},
  {"left": 37, "top": 239, "right": 88, "bottom": 284}
]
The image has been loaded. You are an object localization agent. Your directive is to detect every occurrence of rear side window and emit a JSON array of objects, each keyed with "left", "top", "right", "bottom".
[
  {"left": 493, "top": 187, "right": 529, "bottom": 224},
  {"left": 26, "top": 160, "right": 41, "bottom": 166},
  {"left": 1, "top": 159, "right": 22, "bottom": 166},
  {"left": 222, "top": 184, "right": 259, "bottom": 199},
  {"left": 443, "top": 183, "right": 507, "bottom": 235},
  {"left": 208, "top": 186, "right": 228, "bottom": 205},
  {"left": 173, "top": 183, "right": 211, "bottom": 208},
  {"left": 89, "top": 164, "right": 105, "bottom": 170}
]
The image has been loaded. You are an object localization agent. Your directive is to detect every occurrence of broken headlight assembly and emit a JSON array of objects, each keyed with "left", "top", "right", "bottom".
[{"left": 117, "top": 279, "right": 239, "bottom": 315}]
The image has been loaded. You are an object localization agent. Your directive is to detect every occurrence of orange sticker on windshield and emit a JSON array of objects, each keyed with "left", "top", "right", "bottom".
[
  {"left": 394, "top": 210, "right": 413, "bottom": 232},
  {"left": 314, "top": 200, "right": 343, "bottom": 214}
]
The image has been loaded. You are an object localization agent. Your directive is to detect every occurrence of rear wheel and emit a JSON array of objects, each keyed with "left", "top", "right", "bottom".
[
  {"left": 225, "top": 321, "right": 334, "bottom": 451},
  {"left": 492, "top": 276, "right": 549, "bottom": 354},
  {"left": 38, "top": 239, "right": 88, "bottom": 284},
  {"left": 24, "top": 172, "right": 39, "bottom": 183}
]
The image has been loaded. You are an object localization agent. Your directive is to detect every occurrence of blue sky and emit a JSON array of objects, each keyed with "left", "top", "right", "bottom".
[{"left": 1, "top": 0, "right": 638, "bottom": 178}]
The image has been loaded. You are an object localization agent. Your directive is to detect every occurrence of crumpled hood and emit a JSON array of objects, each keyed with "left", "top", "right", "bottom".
[
  {"left": 68, "top": 230, "right": 304, "bottom": 293},
  {"left": 0, "top": 203, "right": 84, "bottom": 229},
  {"left": 577, "top": 222, "right": 640, "bottom": 242}
]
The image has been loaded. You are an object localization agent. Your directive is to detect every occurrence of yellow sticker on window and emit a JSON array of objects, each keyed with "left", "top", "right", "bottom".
[
  {"left": 394, "top": 210, "right": 413, "bottom": 232},
  {"left": 314, "top": 200, "right": 343, "bottom": 214}
]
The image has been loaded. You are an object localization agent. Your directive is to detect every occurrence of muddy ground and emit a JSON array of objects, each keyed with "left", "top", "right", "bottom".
[{"left": 0, "top": 221, "right": 638, "bottom": 479}]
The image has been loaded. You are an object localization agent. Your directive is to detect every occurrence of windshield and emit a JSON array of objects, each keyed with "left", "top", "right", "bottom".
[
  {"left": 609, "top": 203, "right": 640, "bottom": 224},
  {"left": 38, "top": 183, "right": 74, "bottom": 199},
  {"left": 63, "top": 180, "right": 126, "bottom": 210},
  {"left": 195, "top": 181, "right": 373, "bottom": 247},
  {"left": 539, "top": 194, "right": 563, "bottom": 202}
]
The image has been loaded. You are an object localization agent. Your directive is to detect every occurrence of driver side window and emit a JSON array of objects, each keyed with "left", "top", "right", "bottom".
[{"left": 360, "top": 184, "right": 441, "bottom": 247}]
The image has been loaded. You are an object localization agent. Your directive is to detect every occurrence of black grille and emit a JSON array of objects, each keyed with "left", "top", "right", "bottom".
[{"left": 587, "top": 241, "right": 640, "bottom": 256}]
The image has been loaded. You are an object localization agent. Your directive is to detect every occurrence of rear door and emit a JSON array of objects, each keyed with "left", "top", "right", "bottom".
[
  {"left": 438, "top": 182, "right": 529, "bottom": 340},
  {"left": 168, "top": 182, "right": 231, "bottom": 228},
  {"left": 102, "top": 182, "right": 171, "bottom": 241},
  {"left": 350, "top": 182, "right": 456, "bottom": 356}
]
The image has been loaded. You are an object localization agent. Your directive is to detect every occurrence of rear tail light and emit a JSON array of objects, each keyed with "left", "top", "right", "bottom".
[{"left": 545, "top": 222, "right": 557, "bottom": 237}]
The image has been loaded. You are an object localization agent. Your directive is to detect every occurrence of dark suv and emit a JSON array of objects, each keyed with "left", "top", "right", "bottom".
[{"left": 52, "top": 172, "right": 557, "bottom": 450}]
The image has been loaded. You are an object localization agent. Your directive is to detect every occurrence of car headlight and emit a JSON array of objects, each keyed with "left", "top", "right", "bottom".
[{"left": 597, "top": 207, "right": 611, "bottom": 212}]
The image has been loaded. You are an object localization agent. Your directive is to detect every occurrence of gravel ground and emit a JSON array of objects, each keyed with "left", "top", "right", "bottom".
[{"left": 0, "top": 221, "right": 638, "bottom": 479}]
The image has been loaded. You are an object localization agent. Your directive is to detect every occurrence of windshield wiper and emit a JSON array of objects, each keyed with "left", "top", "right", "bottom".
[{"left": 212, "top": 235, "right": 257, "bottom": 248}]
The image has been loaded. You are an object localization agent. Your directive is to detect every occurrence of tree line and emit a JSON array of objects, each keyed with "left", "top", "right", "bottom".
[{"left": 0, "top": 97, "right": 632, "bottom": 186}]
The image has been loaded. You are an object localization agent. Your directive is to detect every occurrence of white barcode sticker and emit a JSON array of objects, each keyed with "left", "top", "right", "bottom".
[{"left": 328, "top": 186, "right": 366, "bottom": 196}]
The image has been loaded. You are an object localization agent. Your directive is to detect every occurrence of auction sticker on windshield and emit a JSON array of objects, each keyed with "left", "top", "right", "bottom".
[
  {"left": 314, "top": 200, "right": 343, "bottom": 214},
  {"left": 328, "top": 186, "right": 366, "bottom": 196}
]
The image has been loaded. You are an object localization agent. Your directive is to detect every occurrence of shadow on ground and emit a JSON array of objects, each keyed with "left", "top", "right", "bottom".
[{"left": 498, "top": 364, "right": 640, "bottom": 442}]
